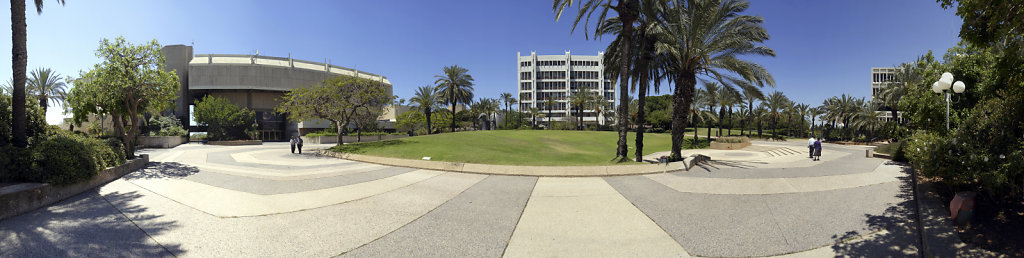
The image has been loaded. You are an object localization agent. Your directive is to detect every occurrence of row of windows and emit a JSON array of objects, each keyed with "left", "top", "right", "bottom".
[
  {"left": 538, "top": 60, "right": 566, "bottom": 66},
  {"left": 519, "top": 61, "right": 532, "bottom": 67},
  {"left": 537, "top": 81, "right": 566, "bottom": 90},
  {"left": 873, "top": 73, "right": 895, "bottom": 83},
  {"left": 520, "top": 82, "right": 532, "bottom": 90},
  {"left": 538, "top": 92, "right": 567, "bottom": 101},
  {"left": 537, "top": 71, "right": 566, "bottom": 80},
  {"left": 571, "top": 81, "right": 602, "bottom": 90},
  {"left": 520, "top": 92, "right": 532, "bottom": 101},
  {"left": 571, "top": 71, "right": 600, "bottom": 79},
  {"left": 520, "top": 72, "right": 531, "bottom": 80},
  {"left": 571, "top": 61, "right": 599, "bottom": 66}
]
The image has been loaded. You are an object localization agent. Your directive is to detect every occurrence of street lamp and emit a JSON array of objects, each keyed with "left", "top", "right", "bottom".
[{"left": 932, "top": 72, "right": 966, "bottom": 130}]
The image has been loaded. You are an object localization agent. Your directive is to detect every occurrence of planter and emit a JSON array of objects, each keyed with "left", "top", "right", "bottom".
[
  {"left": 207, "top": 140, "right": 263, "bottom": 146},
  {"left": 301, "top": 135, "right": 409, "bottom": 144},
  {"left": 0, "top": 154, "right": 149, "bottom": 221},
  {"left": 138, "top": 136, "right": 189, "bottom": 148},
  {"left": 301, "top": 135, "right": 337, "bottom": 144}
]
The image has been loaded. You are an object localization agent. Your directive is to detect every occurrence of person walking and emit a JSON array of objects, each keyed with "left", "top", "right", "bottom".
[
  {"left": 290, "top": 136, "right": 297, "bottom": 154},
  {"left": 807, "top": 136, "right": 816, "bottom": 158},
  {"left": 813, "top": 138, "right": 822, "bottom": 161},
  {"left": 296, "top": 136, "right": 304, "bottom": 154}
]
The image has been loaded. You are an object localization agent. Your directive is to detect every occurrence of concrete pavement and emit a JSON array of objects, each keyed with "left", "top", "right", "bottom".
[{"left": 0, "top": 141, "right": 918, "bottom": 257}]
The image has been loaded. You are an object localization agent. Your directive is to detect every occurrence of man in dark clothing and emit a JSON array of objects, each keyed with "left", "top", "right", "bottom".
[{"left": 297, "top": 136, "right": 304, "bottom": 154}]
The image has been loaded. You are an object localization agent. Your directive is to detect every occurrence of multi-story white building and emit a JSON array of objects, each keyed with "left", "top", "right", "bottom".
[
  {"left": 517, "top": 51, "right": 616, "bottom": 126},
  {"left": 871, "top": 67, "right": 902, "bottom": 122}
]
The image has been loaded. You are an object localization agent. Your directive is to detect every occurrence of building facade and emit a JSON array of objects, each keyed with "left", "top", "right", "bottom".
[
  {"left": 517, "top": 51, "right": 616, "bottom": 126},
  {"left": 162, "top": 45, "right": 393, "bottom": 141},
  {"left": 871, "top": 67, "right": 901, "bottom": 122}
]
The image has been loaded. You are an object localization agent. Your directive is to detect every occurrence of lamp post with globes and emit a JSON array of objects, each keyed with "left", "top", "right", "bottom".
[{"left": 931, "top": 72, "right": 966, "bottom": 130}]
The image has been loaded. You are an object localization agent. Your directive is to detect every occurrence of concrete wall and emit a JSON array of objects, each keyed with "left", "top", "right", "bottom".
[
  {"left": 162, "top": 45, "right": 193, "bottom": 120},
  {"left": 138, "top": 136, "right": 188, "bottom": 148}
]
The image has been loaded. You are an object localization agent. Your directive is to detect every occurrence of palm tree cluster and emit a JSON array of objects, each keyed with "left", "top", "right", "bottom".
[
  {"left": 434, "top": 65, "right": 475, "bottom": 133},
  {"left": 557, "top": 0, "right": 776, "bottom": 160},
  {"left": 818, "top": 94, "right": 885, "bottom": 142}
]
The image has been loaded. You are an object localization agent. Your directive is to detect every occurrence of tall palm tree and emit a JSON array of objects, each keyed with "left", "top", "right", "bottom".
[
  {"left": 794, "top": 103, "right": 810, "bottom": 137},
  {"left": 555, "top": 0, "right": 643, "bottom": 159},
  {"left": 701, "top": 82, "right": 720, "bottom": 140},
  {"left": 409, "top": 85, "right": 442, "bottom": 134},
  {"left": 763, "top": 91, "right": 790, "bottom": 139},
  {"left": 853, "top": 101, "right": 883, "bottom": 141},
  {"left": 690, "top": 89, "right": 718, "bottom": 147},
  {"left": 10, "top": 0, "right": 65, "bottom": 148},
  {"left": 715, "top": 85, "right": 739, "bottom": 137},
  {"left": 434, "top": 65, "right": 475, "bottom": 133},
  {"left": 739, "top": 87, "right": 763, "bottom": 136},
  {"left": 569, "top": 89, "right": 596, "bottom": 130},
  {"left": 510, "top": 97, "right": 519, "bottom": 128},
  {"left": 27, "top": 67, "right": 67, "bottom": 114},
  {"left": 544, "top": 97, "right": 556, "bottom": 128},
  {"left": 809, "top": 106, "right": 824, "bottom": 137},
  {"left": 529, "top": 107, "right": 540, "bottom": 127},
  {"left": 499, "top": 92, "right": 513, "bottom": 128},
  {"left": 657, "top": 0, "right": 775, "bottom": 158}
]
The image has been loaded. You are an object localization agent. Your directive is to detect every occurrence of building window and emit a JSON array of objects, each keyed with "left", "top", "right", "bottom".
[
  {"left": 520, "top": 82, "right": 532, "bottom": 90},
  {"left": 520, "top": 72, "right": 532, "bottom": 80}
]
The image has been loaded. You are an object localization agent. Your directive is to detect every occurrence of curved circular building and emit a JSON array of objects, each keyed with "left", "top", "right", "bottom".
[{"left": 161, "top": 45, "right": 393, "bottom": 141}]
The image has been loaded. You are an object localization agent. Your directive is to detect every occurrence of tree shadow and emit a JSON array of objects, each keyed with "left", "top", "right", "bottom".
[
  {"left": 691, "top": 160, "right": 762, "bottom": 171},
  {"left": 0, "top": 189, "right": 184, "bottom": 257},
  {"left": 122, "top": 162, "right": 200, "bottom": 180},
  {"left": 828, "top": 161, "right": 920, "bottom": 256}
]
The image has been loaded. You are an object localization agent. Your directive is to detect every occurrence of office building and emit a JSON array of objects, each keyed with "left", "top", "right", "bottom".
[
  {"left": 517, "top": 51, "right": 616, "bottom": 126},
  {"left": 871, "top": 67, "right": 900, "bottom": 122}
]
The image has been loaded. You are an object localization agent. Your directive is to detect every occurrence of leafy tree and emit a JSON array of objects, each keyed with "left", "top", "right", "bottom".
[
  {"left": 409, "top": 85, "right": 442, "bottom": 134},
  {"left": 543, "top": 97, "right": 557, "bottom": 128},
  {"left": 10, "top": 0, "right": 65, "bottom": 148},
  {"left": 67, "top": 37, "right": 180, "bottom": 158},
  {"left": 556, "top": 0, "right": 650, "bottom": 160},
  {"left": 435, "top": 65, "right": 475, "bottom": 133},
  {"left": 659, "top": 0, "right": 775, "bottom": 159},
  {"left": 276, "top": 74, "right": 391, "bottom": 145},
  {"left": 193, "top": 96, "right": 255, "bottom": 141},
  {"left": 763, "top": 91, "right": 790, "bottom": 139},
  {"left": 26, "top": 67, "right": 67, "bottom": 114}
]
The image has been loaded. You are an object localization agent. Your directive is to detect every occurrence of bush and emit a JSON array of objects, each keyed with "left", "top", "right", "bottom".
[
  {"left": 32, "top": 134, "right": 105, "bottom": 186},
  {"left": 304, "top": 129, "right": 338, "bottom": 137},
  {"left": 193, "top": 95, "right": 257, "bottom": 141},
  {"left": 144, "top": 115, "right": 188, "bottom": 136},
  {"left": 0, "top": 145, "right": 38, "bottom": 182},
  {"left": 716, "top": 136, "right": 748, "bottom": 144}
]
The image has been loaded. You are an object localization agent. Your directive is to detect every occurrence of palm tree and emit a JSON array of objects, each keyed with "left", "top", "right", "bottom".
[
  {"left": 569, "top": 89, "right": 596, "bottom": 130},
  {"left": 853, "top": 101, "right": 884, "bottom": 141},
  {"left": 701, "top": 82, "right": 720, "bottom": 140},
  {"left": 658, "top": 0, "right": 775, "bottom": 158},
  {"left": 529, "top": 107, "right": 540, "bottom": 127},
  {"left": 740, "top": 88, "right": 763, "bottom": 136},
  {"left": 510, "top": 97, "right": 519, "bottom": 128},
  {"left": 409, "top": 85, "right": 442, "bottom": 134},
  {"left": 10, "top": 0, "right": 65, "bottom": 148},
  {"left": 715, "top": 85, "right": 739, "bottom": 137},
  {"left": 809, "top": 106, "right": 824, "bottom": 137},
  {"left": 690, "top": 89, "right": 718, "bottom": 147},
  {"left": 26, "top": 67, "right": 67, "bottom": 114},
  {"left": 794, "top": 103, "right": 810, "bottom": 137},
  {"left": 500, "top": 92, "right": 513, "bottom": 128},
  {"left": 764, "top": 91, "right": 790, "bottom": 139},
  {"left": 435, "top": 65, "right": 475, "bottom": 133},
  {"left": 544, "top": 97, "right": 556, "bottom": 128},
  {"left": 555, "top": 0, "right": 644, "bottom": 159}
]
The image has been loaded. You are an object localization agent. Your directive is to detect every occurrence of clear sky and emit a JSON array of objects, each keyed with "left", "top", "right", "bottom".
[{"left": 0, "top": 0, "right": 962, "bottom": 125}]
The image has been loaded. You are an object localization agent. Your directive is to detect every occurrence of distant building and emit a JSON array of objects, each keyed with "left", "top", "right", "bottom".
[
  {"left": 161, "top": 45, "right": 393, "bottom": 141},
  {"left": 871, "top": 67, "right": 901, "bottom": 122},
  {"left": 517, "top": 51, "right": 616, "bottom": 126}
]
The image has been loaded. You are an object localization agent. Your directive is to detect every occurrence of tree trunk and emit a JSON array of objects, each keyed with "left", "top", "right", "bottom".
[
  {"left": 707, "top": 105, "right": 713, "bottom": 140},
  {"left": 425, "top": 109, "right": 432, "bottom": 134},
  {"left": 692, "top": 117, "right": 699, "bottom": 148},
  {"left": 614, "top": 5, "right": 635, "bottom": 160},
  {"left": 727, "top": 106, "right": 733, "bottom": 136},
  {"left": 335, "top": 120, "right": 344, "bottom": 145},
  {"left": 11, "top": 0, "right": 27, "bottom": 147},
  {"left": 635, "top": 75, "right": 648, "bottom": 162},
  {"left": 670, "top": 71, "right": 695, "bottom": 160},
  {"left": 717, "top": 106, "right": 723, "bottom": 137},
  {"left": 450, "top": 98, "right": 456, "bottom": 133}
]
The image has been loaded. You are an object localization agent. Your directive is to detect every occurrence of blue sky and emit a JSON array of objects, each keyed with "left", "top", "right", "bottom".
[{"left": 0, "top": 0, "right": 961, "bottom": 125}]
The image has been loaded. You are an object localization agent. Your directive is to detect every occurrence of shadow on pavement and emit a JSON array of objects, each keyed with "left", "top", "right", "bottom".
[
  {"left": 0, "top": 190, "right": 183, "bottom": 257},
  {"left": 829, "top": 161, "right": 920, "bottom": 256},
  {"left": 692, "top": 160, "right": 763, "bottom": 171},
  {"left": 123, "top": 162, "right": 200, "bottom": 180}
]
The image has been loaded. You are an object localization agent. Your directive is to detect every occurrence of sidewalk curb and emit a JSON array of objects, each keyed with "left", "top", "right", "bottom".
[
  {"left": 316, "top": 150, "right": 689, "bottom": 177},
  {"left": 0, "top": 154, "right": 149, "bottom": 221},
  {"left": 912, "top": 168, "right": 1000, "bottom": 257}
]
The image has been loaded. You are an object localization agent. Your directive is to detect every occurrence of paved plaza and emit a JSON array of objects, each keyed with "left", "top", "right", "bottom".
[{"left": 0, "top": 141, "right": 920, "bottom": 257}]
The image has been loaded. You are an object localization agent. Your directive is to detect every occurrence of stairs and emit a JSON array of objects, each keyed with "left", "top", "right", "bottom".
[{"left": 764, "top": 147, "right": 802, "bottom": 157}]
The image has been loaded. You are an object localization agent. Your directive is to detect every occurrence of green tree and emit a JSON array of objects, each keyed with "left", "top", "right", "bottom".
[
  {"left": 409, "top": 85, "right": 442, "bottom": 134},
  {"left": 544, "top": 97, "right": 557, "bottom": 128},
  {"left": 193, "top": 95, "right": 256, "bottom": 141},
  {"left": 659, "top": 0, "right": 775, "bottom": 159},
  {"left": 276, "top": 75, "right": 391, "bottom": 145},
  {"left": 555, "top": 0, "right": 644, "bottom": 160},
  {"left": 435, "top": 65, "right": 475, "bottom": 133},
  {"left": 763, "top": 91, "right": 790, "bottom": 139},
  {"left": 67, "top": 37, "right": 180, "bottom": 158},
  {"left": 500, "top": 92, "right": 513, "bottom": 128},
  {"left": 10, "top": 0, "right": 65, "bottom": 148},
  {"left": 26, "top": 67, "right": 67, "bottom": 114}
]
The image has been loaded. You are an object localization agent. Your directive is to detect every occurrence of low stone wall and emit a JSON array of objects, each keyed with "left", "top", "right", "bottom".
[
  {"left": 138, "top": 136, "right": 188, "bottom": 148},
  {"left": 207, "top": 140, "right": 263, "bottom": 146},
  {"left": 0, "top": 154, "right": 149, "bottom": 221},
  {"left": 317, "top": 150, "right": 700, "bottom": 177},
  {"left": 710, "top": 137, "right": 751, "bottom": 150},
  {"left": 302, "top": 135, "right": 409, "bottom": 145}
]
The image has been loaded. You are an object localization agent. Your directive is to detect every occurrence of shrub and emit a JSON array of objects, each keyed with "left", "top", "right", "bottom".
[
  {"left": 144, "top": 115, "right": 187, "bottom": 136},
  {"left": 0, "top": 145, "right": 38, "bottom": 182},
  {"left": 304, "top": 129, "right": 338, "bottom": 137},
  {"left": 193, "top": 95, "right": 257, "bottom": 141},
  {"left": 33, "top": 134, "right": 102, "bottom": 186},
  {"left": 716, "top": 136, "right": 749, "bottom": 144}
]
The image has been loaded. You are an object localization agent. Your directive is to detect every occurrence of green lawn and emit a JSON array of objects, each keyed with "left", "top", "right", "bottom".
[{"left": 330, "top": 130, "right": 706, "bottom": 166}]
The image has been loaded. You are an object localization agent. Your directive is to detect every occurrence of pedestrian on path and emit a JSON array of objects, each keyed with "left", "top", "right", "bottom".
[
  {"left": 813, "top": 139, "right": 822, "bottom": 161},
  {"left": 807, "top": 136, "right": 816, "bottom": 158},
  {"left": 290, "top": 136, "right": 297, "bottom": 154},
  {"left": 297, "top": 136, "right": 303, "bottom": 154}
]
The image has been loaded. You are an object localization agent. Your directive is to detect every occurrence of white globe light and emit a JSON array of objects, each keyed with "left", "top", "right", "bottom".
[
  {"left": 953, "top": 81, "right": 966, "bottom": 93},
  {"left": 938, "top": 77, "right": 953, "bottom": 90},
  {"left": 941, "top": 72, "right": 954, "bottom": 81},
  {"left": 932, "top": 81, "right": 942, "bottom": 93}
]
